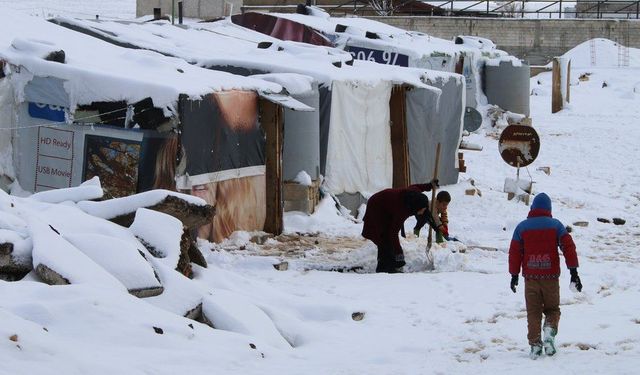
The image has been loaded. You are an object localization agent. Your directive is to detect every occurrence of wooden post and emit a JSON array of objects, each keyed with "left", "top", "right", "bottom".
[
  {"left": 178, "top": 2, "right": 183, "bottom": 24},
  {"left": 551, "top": 58, "right": 562, "bottom": 113},
  {"left": 171, "top": 0, "right": 175, "bottom": 25},
  {"left": 566, "top": 59, "right": 571, "bottom": 103},
  {"left": 455, "top": 55, "right": 464, "bottom": 75},
  {"left": 427, "top": 143, "right": 442, "bottom": 249},
  {"left": 260, "top": 99, "right": 284, "bottom": 235},
  {"left": 389, "top": 85, "right": 410, "bottom": 188},
  {"left": 552, "top": 57, "right": 571, "bottom": 113}
]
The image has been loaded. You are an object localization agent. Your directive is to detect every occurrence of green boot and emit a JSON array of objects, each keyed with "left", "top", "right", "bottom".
[
  {"left": 543, "top": 326, "right": 557, "bottom": 356},
  {"left": 529, "top": 343, "right": 543, "bottom": 360}
]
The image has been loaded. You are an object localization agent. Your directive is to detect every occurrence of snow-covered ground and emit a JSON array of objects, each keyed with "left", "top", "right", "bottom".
[{"left": 1, "top": 9, "right": 639, "bottom": 374}]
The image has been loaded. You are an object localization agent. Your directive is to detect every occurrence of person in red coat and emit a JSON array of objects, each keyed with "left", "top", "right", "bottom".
[
  {"left": 362, "top": 181, "right": 438, "bottom": 273},
  {"left": 508, "top": 192, "right": 583, "bottom": 359}
]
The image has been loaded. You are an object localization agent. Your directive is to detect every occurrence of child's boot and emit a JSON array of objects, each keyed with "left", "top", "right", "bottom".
[
  {"left": 529, "top": 342, "right": 543, "bottom": 359},
  {"left": 543, "top": 325, "right": 557, "bottom": 356}
]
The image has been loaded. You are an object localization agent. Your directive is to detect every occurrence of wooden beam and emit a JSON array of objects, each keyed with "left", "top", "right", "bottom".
[
  {"left": 455, "top": 54, "right": 464, "bottom": 75},
  {"left": 389, "top": 85, "right": 410, "bottom": 188},
  {"left": 551, "top": 58, "right": 563, "bottom": 114},
  {"left": 566, "top": 59, "right": 571, "bottom": 103},
  {"left": 260, "top": 99, "right": 284, "bottom": 235}
]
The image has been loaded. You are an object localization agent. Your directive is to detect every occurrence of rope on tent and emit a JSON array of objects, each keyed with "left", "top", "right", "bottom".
[{"left": 0, "top": 105, "right": 158, "bottom": 131}]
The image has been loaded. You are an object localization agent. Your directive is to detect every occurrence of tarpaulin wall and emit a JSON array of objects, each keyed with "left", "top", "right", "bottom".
[
  {"left": 409, "top": 76, "right": 464, "bottom": 185},
  {"left": 323, "top": 80, "right": 393, "bottom": 197},
  {"left": 283, "top": 84, "right": 320, "bottom": 181},
  {"left": 406, "top": 87, "right": 439, "bottom": 185},
  {"left": 318, "top": 85, "right": 332, "bottom": 177},
  {"left": 412, "top": 55, "right": 456, "bottom": 73},
  {"left": 178, "top": 91, "right": 266, "bottom": 243},
  {"left": 462, "top": 54, "right": 480, "bottom": 109},
  {"left": 412, "top": 52, "right": 480, "bottom": 110},
  {"left": 0, "top": 77, "right": 15, "bottom": 185},
  {"left": 209, "top": 64, "right": 321, "bottom": 182}
]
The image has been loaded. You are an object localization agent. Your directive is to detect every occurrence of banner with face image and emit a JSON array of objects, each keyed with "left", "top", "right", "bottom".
[{"left": 176, "top": 91, "right": 266, "bottom": 242}]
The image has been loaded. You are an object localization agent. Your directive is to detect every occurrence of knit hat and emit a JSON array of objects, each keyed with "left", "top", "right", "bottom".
[{"left": 404, "top": 191, "right": 429, "bottom": 215}]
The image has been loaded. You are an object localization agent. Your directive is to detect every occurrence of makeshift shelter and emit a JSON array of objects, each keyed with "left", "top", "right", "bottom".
[
  {"left": 0, "top": 11, "right": 312, "bottom": 242},
  {"left": 231, "top": 7, "right": 509, "bottom": 110},
  {"left": 199, "top": 20, "right": 465, "bottom": 187},
  {"left": 52, "top": 17, "right": 463, "bottom": 214}
]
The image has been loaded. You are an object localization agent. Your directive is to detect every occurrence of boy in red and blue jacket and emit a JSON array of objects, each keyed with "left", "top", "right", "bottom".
[{"left": 508, "top": 192, "right": 583, "bottom": 359}]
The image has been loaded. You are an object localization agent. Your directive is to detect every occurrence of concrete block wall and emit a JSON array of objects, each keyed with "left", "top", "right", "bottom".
[
  {"left": 369, "top": 17, "right": 640, "bottom": 64},
  {"left": 137, "top": 0, "right": 242, "bottom": 19}
]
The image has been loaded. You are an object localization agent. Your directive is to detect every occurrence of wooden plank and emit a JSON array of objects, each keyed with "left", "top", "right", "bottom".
[
  {"left": 260, "top": 99, "right": 284, "bottom": 235},
  {"left": 455, "top": 54, "right": 464, "bottom": 75},
  {"left": 389, "top": 85, "right": 410, "bottom": 188},
  {"left": 566, "top": 59, "right": 571, "bottom": 103},
  {"left": 551, "top": 58, "right": 563, "bottom": 114}
]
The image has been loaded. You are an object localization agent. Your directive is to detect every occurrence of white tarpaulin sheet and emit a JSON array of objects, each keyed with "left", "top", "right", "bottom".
[{"left": 324, "top": 80, "right": 392, "bottom": 196}]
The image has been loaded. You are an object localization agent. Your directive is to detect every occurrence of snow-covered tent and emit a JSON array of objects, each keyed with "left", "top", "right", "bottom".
[
  {"left": 188, "top": 20, "right": 465, "bottom": 190},
  {"left": 0, "top": 11, "right": 312, "bottom": 242},
  {"left": 50, "top": 17, "right": 464, "bottom": 214},
  {"left": 231, "top": 7, "right": 520, "bottom": 112}
]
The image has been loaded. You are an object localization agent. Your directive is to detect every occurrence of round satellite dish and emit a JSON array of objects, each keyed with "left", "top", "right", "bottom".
[
  {"left": 498, "top": 125, "right": 540, "bottom": 167},
  {"left": 463, "top": 107, "right": 482, "bottom": 132}
]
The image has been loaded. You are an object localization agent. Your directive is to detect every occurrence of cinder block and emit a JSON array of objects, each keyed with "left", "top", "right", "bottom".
[
  {"left": 283, "top": 181, "right": 319, "bottom": 214},
  {"left": 284, "top": 199, "right": 315, "bottom": 214}
]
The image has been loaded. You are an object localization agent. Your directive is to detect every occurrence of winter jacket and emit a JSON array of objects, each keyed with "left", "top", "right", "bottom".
[
  {"left": 508, "top": 193, "right": 579, "bottom": 279},
  {"left": 439, "top": 210, "right": 449, "bottom": 237},
  {"left": 362, "top": 184, "right": 432, "bottom": 256},
  {"left": 413, "top": 204, "right": 448, "bottom": 238}
]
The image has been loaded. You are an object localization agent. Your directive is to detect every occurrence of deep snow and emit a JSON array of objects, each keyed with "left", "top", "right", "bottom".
[{"left": 0, "top": 5, "right": 638, "bottom": 374}]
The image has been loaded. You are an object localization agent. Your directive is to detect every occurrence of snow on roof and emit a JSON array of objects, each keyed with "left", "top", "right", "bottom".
[
  {"left": 51, "top": 17, "right": 441, "bottom": 90},
  {"left": 0, "top": 11, "right": 283, "bottom": 115},
  {"left": 269, "top": 10, "right": 477, "bottom": 58},
  {"left": 250, "top": 73, "right": 315, "bottom": 96}
]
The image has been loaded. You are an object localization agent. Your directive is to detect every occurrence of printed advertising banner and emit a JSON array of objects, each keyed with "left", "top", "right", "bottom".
[
  {"left": 179, "top": 91, "right": 267, "bottom": 242},
  {"left": 35, "top": 126, "right": 74, "bottom": 191},
  {"left": 83, "top": 134, "right": 141, "bottom": 198},
  {"left": 345, "top": 46, "right": 409, "bottom": 67}
]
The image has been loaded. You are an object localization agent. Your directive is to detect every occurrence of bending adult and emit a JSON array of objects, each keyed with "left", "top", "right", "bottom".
[{"left": 362, "top": 181, "right": 438, "bottom": 273}]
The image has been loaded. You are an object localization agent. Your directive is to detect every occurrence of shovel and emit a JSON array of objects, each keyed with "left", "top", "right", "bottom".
[{"left": 425, "top": 143, "right": 441, "bottom": 271}]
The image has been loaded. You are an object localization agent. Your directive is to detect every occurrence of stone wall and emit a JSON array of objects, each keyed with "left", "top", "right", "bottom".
[{"left": 369, "top": 16, "right": 640, "bottom": 65}]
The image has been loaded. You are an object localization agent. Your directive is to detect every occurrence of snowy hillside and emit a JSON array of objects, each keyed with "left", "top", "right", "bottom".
[{"left": 560, "top": 38, "right": 640, "bottom": 68}]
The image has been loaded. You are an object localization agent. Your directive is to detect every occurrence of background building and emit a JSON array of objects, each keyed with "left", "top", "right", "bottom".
[{"left": 137, "top": 0, "right": 243, "bottom": 19}]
